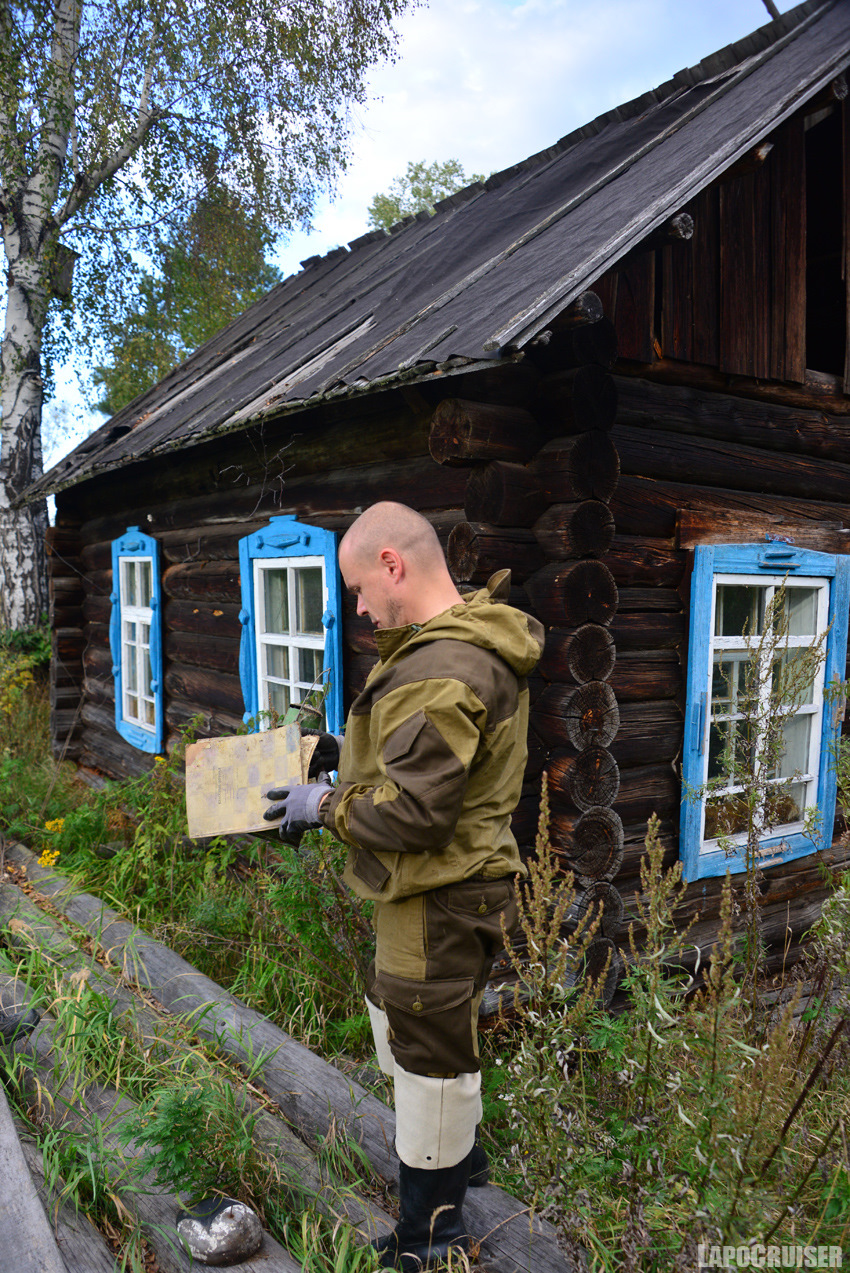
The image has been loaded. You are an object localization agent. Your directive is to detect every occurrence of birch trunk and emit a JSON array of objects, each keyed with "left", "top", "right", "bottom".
[{"left": 0, "top": 0, "right": 80, "bottom": 628}]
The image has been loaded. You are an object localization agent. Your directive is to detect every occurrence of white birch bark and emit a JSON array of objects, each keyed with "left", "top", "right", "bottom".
[{"left": 0, "top": 0, "right": 81, "bottom": 627}]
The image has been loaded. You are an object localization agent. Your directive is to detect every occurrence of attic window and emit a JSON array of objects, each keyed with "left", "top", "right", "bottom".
[{"left": 804, "top": 105, "right": 846, "bottom": 376}]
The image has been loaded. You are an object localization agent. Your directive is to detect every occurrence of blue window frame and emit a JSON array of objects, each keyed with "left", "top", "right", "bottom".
[
  {"left": 238, "top": 516, "right": 344, "bottom": 734},
  {"left": 681, "top": 543, "right": 850, "bottom": 883},
  {"left": 110, "top": 527, "right": 164, "bottom": 754}
]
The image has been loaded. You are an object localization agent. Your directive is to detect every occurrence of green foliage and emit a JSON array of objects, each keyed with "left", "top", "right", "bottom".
[
  {"left": 367, "top": 158, "right": 486, "bottom": 231},
  {"left": 122, "top": 1078, "right": 272, "bottom": 1206},
  {"left": 497, "top": 804, "right": 850, "bottom": 1267},
  {"left": 92, "top": 184, "right": 282, "bottom": 414},
  {"left": 0, "top": 616, "right": 51, "bottom": 665}
]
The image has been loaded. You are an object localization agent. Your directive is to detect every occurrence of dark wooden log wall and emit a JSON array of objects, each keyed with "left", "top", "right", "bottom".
[{"left": 54, "top": 385, "right": 479, "bottom": 781}]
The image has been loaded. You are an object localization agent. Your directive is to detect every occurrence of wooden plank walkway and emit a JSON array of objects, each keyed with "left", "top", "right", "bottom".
[
  {"left": 0, "top": 1081, "right": 68, "bottom": 1273},
  {"left": 3, "top": 840, "right": 580, "bottom": 1273}
]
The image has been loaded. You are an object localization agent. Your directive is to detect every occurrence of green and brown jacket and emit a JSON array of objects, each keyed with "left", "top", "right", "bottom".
[{"left": 320, "top": 572, "right": 545, "bottom": 903}]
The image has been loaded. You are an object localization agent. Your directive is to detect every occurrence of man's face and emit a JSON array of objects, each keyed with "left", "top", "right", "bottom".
[{"left": 340, "top": 545, "right": 404, "bottom": 630}]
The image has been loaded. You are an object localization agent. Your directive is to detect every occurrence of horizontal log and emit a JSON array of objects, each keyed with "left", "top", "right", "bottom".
[
  {"left": 539, "top": 625, "right": 616, "bottom": 685},
  {"left": 533, "top": 681, "right": 619, "bottom": 750},
  {"left": 429, "top": 399, "right": 541, "bottom": 466},
  {"left": 536, "top": 365, "right": 618, "bottom": 433},
  {"left": 50, "top": 738, "right": 83, "bottom": 762},
  {"left": 79, "top": 726, "right": 155, "bottom": 781},
  {"left": 546, "top": 747, "right": 620, "bottom": 812},
  {"left": 346, "top": 652, "right": 378, "bottom": 699},
  {"left": 80, "top": 456, "right": 471, "bottom": 544},
  {"left": 609, "top": 651, "right": 681, "bottom": 702},
  {"left": 603, "top": 537, "right": 684, "bottom": 588},
  {"left": 50, "top": 685, "right": 83, "bottom": 711},
  {"left": 617, "top": 359, "right": 850, "bottom": 416},
  {"left": 616, "top": 587, "right": 681, "bottom": 612},
  {"left": 51, "top": 604, "right": 84, "bottom": 627},
  {"left": 49, "top": 577, "right": 84, "bottom": 603},
  {"left": 82, "top": 594, "right": 111, "bottom": 626},
  {"left": 527, "top": 318, "right": 618, "bottom": 374},
  {"left": 159, "top": 521, "right": 267, "bottom": 565},
  {"left": 45, "top": 526, "right": 81, "bottom": 557},
  {"left": 609, "top": 610, "right": 685, "bottom": 649},
  {"left": 611, "top": 473, "right": 850, "bottom": 540},
  {"left": 525, "top": 560, "right": 618, "bottom": 627},
  {"left": 52, "top": 629, "right": 84, "bottom": 662},
  {"left": 550, "top": 805, "right": 624, "bottom": 880},
  {"left": 83, "top": 569, "right": 112, "bottom": 597},
  {"left": 84, "top": 675, "right": 114, "bottom": 707},
  {"left": 612, "top": 701, "right": 683, "bottom": 768},
  {"left": 676, "top": 509, "right": 847, "bottom": 553},
  {"left": 614, "top": 422, "right": 850, "bottom": 503},
  {"left": 163, "top": 598, "right": 242, "bottom": 641},
  {"left": 446, "top": 522, "right": 544, "bottom": 583},
  {"left": 463, "top": 462, "right": 545, "bottom": 526},
  {"left": 614, "top": 374, "right": 850, "bottom": 464},
  {"left": 81, "top": 700, "right": 116, "bottom": 736},
  {"left": 533, "top": 501, "right": 615, "bottom": 560},
  {"left": 164, "top": 630, "right": 241, "bottom": 676},
  {"left": 525, "top": 728, "right": 547, "bottom": 781},
  {"left": 614, "top": 763, "right": 680, "bottom": 826},
  {"left": 530, "top": 434, "right": 620, "bottom": 504},
  {"left": 49, "top": 708, "right": 83, "bottom": 741},
  {"left": 511, "top": 794, "right": 541, "bottom": 846},
  {"left": 83, "top": 641, "right": 115, "bottom": 682},
  {"left": 83, "top": 622, "right": 109, "bottom": 651},
  {"left": 164, "top": 662, "right": 245, "bottom": 717},
  {"left": 166, "top": 697, "right": 244, "bottom": 739},
  {"left": 163, "top": 561, "right": 241, "bottom": 603},
  {"left": 47, "top": 554, "right": 83, "bottom": 579},
  {"left": 80, "top": 540, "right": 112, "bottom": 571}
]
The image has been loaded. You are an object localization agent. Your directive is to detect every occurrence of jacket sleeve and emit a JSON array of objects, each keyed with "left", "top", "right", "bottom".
[{"left": 319, "top": 679, "right": 486, "bottom": 854}]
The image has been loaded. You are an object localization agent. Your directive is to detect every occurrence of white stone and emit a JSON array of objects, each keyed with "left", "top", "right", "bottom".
[{"left": 176, "top": 1197, "right": 263, "bottom": 1267}]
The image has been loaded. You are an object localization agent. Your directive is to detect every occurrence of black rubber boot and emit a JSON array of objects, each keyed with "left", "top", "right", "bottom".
[
  {"left": 468, "top": 1124, "right": 490, "bottom": 1188},
  {"left": 0, "top": 1007, "right": 40, "bottom": 1045},
  {"left": 374, "top": 1151, "right": 472, "bottom": 1270}
]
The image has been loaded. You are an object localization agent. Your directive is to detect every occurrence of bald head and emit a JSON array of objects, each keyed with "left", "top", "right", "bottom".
[
  {"left": 340, "top": 502, "right": 445, "bottom": 572},
  {"left": 339, "top": 502, "right": 464, "bottom": 630}
]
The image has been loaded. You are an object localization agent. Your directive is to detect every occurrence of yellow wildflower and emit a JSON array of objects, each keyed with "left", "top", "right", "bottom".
[
  {"left": 44, "top": 817, "right": 65, "bottom": 834},
  {"left": 154, "top": 756, "right": 167, "bottom": 766},
  {"left": 37, "top": 848, "right": 60, "bottom": 869}
]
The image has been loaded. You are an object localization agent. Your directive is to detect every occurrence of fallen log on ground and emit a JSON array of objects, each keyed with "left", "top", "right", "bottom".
[
  {"left": 0, "top": 1083, "right": 67, "bottom": 1273},
  {"left": 4, "top": 843, "right": 579, "bottom": 1273}
]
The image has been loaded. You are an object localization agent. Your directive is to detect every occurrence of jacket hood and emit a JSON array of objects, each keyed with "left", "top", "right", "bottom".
[{"left": 374, "top": 570, "right": 545, "bottom": 676}]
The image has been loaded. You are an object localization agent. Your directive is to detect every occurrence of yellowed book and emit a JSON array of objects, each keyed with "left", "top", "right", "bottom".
[{"left": 185, "top": 726, "right": 319, "bottom": 838}]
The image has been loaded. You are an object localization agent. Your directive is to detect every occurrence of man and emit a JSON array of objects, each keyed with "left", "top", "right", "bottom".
[{"left": 264, "top": 501, "right": 544, "bottom": 1270}]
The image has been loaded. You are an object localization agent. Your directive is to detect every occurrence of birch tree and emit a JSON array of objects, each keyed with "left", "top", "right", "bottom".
[{"left": 0, "top": 0, "right": 411, "bottom": 628}]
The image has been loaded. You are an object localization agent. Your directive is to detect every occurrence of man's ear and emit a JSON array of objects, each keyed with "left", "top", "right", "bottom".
[{"left": 379, "top": 548, "right": 404, "bottom": 580}]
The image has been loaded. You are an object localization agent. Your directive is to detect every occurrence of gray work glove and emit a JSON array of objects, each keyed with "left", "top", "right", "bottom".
[
  {"left": 263, "top": 775, "right": 333, "bottom": 845},
  {"left": 301, "top": 729, "right": 345, "bottom": 779}
]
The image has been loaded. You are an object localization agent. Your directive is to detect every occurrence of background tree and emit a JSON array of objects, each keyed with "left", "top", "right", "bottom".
[
  {"left": 367, "top": 159, "right": 486, "bottom": 232},
  {"left": 93, "top": 183, "right": 282, "bottom": 416},
  {"left": 0, "top": 0, "right": 412, "bottom": 628}
]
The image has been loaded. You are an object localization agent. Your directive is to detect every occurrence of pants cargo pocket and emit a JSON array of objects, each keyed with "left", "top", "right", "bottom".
[{"left": 372, "top": 969, "right": 479, "bottom": 1076}]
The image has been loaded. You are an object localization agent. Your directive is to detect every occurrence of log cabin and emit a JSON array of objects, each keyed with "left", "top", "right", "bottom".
[{"left": 21, "top": 0, "right": 850, "bottom": 988}]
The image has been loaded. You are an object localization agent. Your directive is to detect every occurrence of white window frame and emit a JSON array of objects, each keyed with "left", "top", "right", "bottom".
[
  {"left": 253, "top": 555, "right": 328, "bottom": 729},
  {"left": 119, "top": 556, "right": 157, "bottom": 733}
]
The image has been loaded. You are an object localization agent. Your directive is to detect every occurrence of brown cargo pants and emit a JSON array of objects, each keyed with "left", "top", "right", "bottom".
[{"left": 366, "top": 875, "right": 519, "bottom": 1077}]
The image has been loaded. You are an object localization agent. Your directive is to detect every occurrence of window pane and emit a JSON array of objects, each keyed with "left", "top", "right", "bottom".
[
  {"left": 124, "top": 620, "right": 136, "bottom": 644},
  {"left": 705, "top": 794, "right": 749, "bottom": 839},
  {"left": 296, "top": 568, "right": 323, "bottom": 634},
  {"left": 138, "top": 561, "right": 152, "bottom": 608},
  {"left": 768, "top": 782, "right": 805, "bottom": 827},
  {"left": 297, "top": 646, "right": 324, "bottom": 684},
  {"left": 267, "top": 681, "right": 290, "bottom": 716},
  {"left": 123, "top": 561, "right": 137, "bottom": 607},
  {"left": 142, "top": 646, "right": 152, "bottom": 695},
  {"left": 707, "top": 720, "right": 733, "bottom": 782},
  {"left": 126, "top": 694, "right": 138, "bottom": 719},
  {"left": 711, "top": 654, "right": 751, "bottom": 715},
  {"left": 144, "top": 699, "right": 155, "bottom": 726},
  {"left": 265, "top": 645, "right": 289, "bottom": 679},
  {"left": 715, "top": 585, "right": 765, "bottom": 637},
  {"left": 772, "top": 651, "right": 815, "bottom": 706},
  {"left": 775, "top": 713, "right": 812, "bottom": 779},
  {"left": 263, "top": 570, "right": 289, "bottom": 634},
  {"left": 783, "top": 586, "right": 819, "bottom": 637},
  {"left": 125, "top": 647, "right": 138, "bottom": 692}
]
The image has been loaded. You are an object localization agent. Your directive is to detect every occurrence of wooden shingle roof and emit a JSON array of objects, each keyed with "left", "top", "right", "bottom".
[{"left": 26, "top": 0, "right": 850, "bottom": 502}]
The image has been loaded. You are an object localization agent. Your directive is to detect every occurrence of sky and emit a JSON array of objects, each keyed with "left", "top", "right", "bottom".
[{"left": 48, "top": 0, "right": 791, "bottom": 466}]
